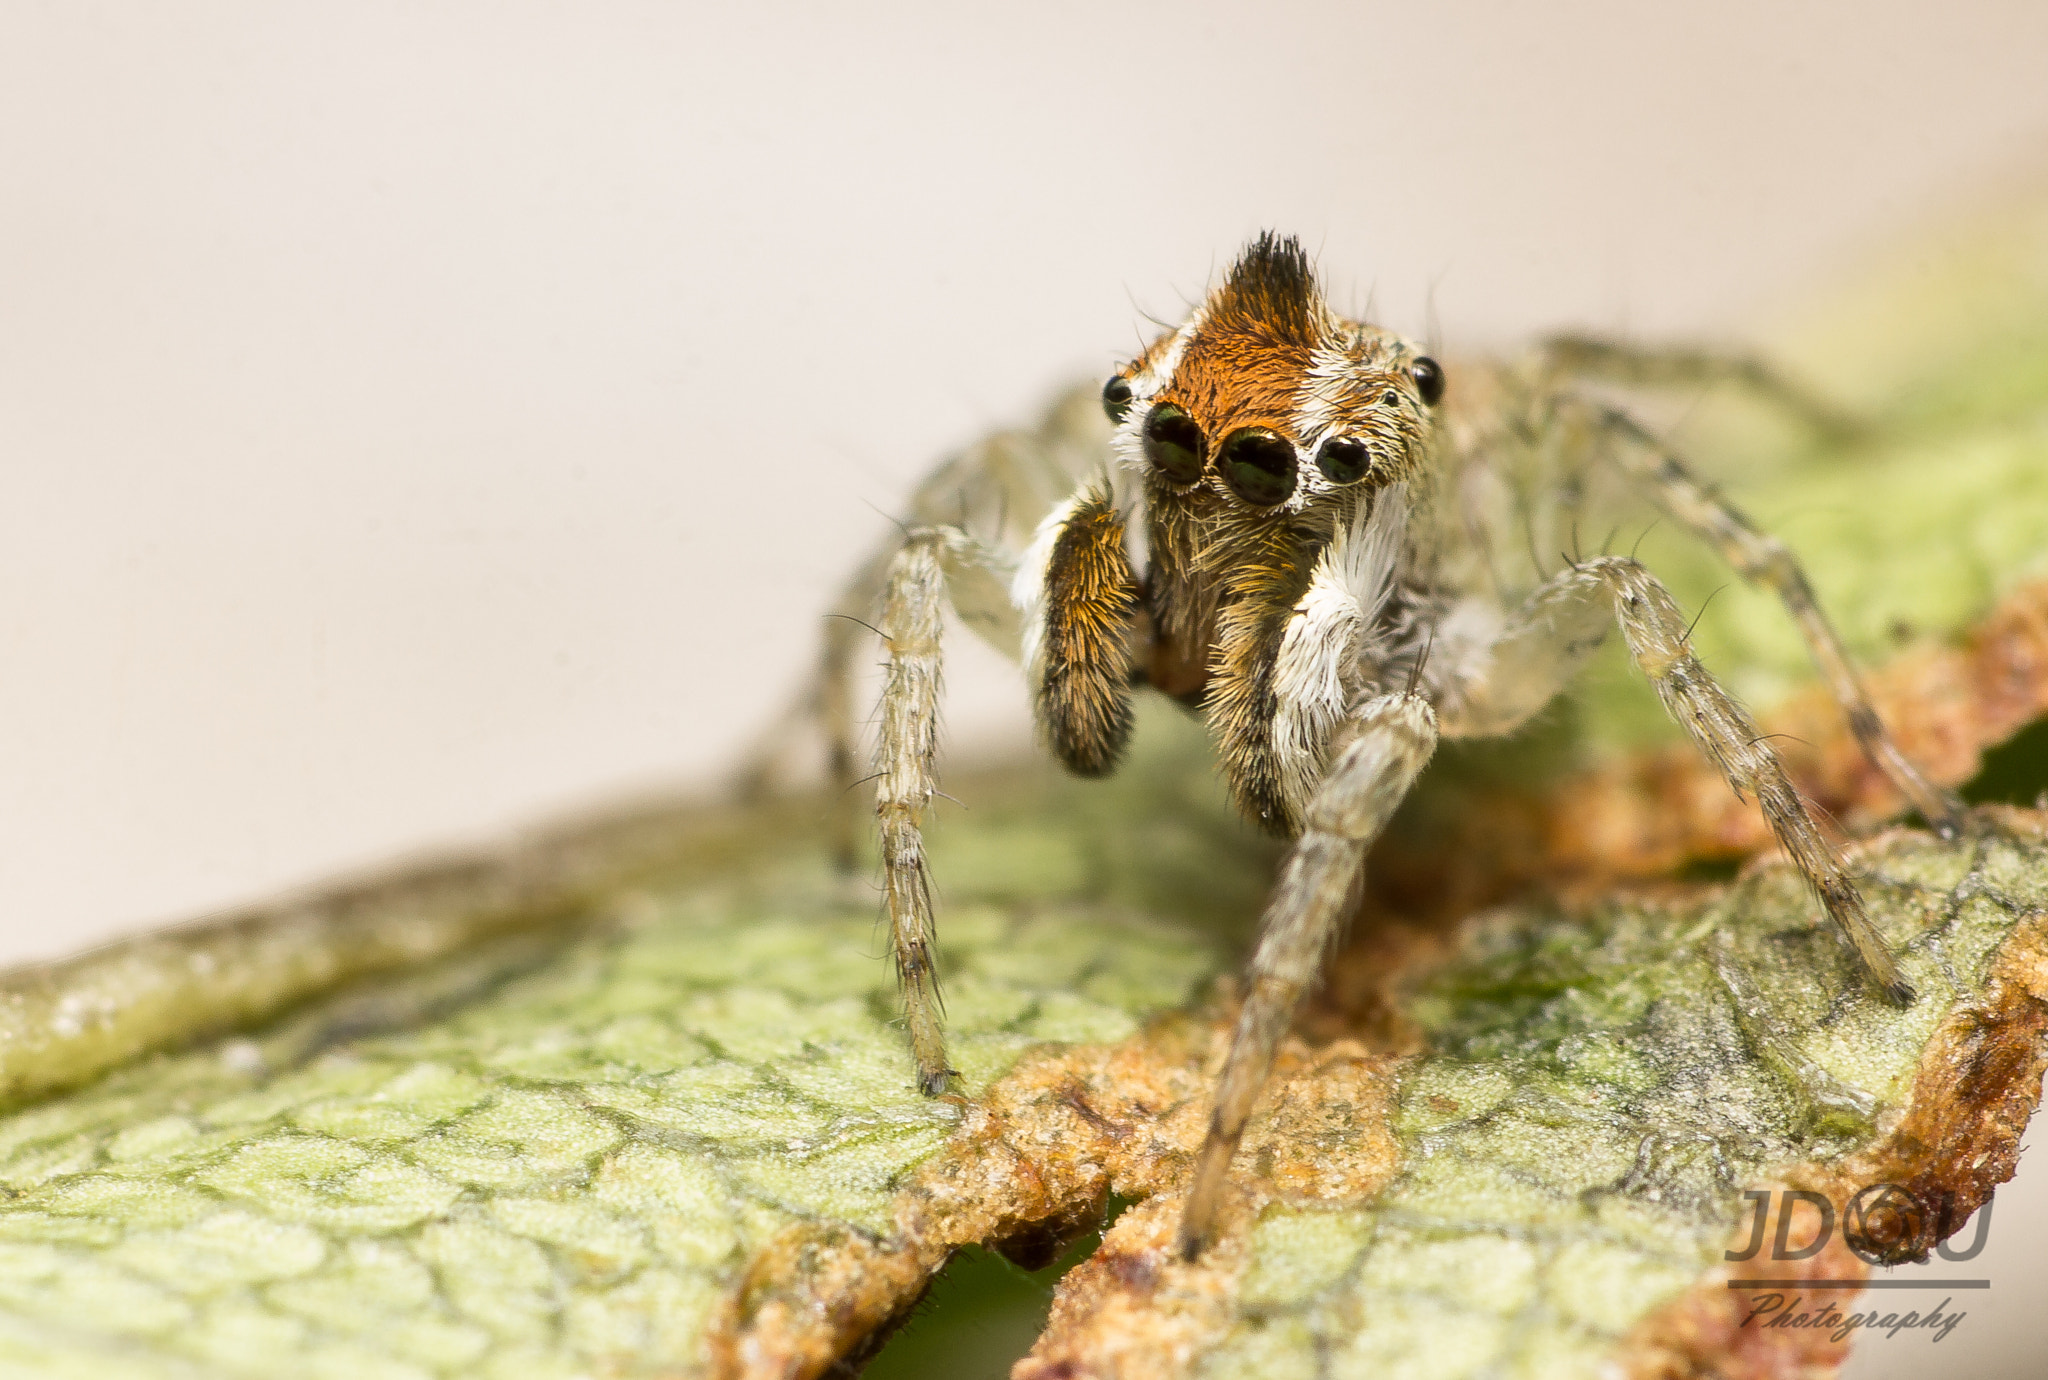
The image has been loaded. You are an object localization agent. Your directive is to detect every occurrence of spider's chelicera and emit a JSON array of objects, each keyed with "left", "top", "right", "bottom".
[{"left": 787, "top": 232, "right": 1960, "bottom": 1261}]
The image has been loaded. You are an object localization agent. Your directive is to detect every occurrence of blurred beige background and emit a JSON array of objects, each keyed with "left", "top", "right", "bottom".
[{"left": 2, "top": 4, "right": 2045, "bottom": 1374}]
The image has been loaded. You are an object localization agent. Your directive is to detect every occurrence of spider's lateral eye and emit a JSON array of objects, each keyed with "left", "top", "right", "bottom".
[
  {"left": 1411, "top": 356, "right": 1446, "bottom": 406},
  {"left": 1101, "top": 374, "right": 1133, "bottom": 423},
  {"left": 1314, "top": 435, "right": 1373, "bottom": 485},
  {"left": 1218, "top": 427, "right": 1297, "bottom": 506},
  {"left": 1142, "top": 403, "right": 1205, "bottom": 485}
]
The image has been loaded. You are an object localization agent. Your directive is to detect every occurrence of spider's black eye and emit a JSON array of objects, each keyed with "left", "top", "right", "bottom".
[
  {"left": 1142, "top": 403, "right": 1205, "bottom": 485},
  {"left": 1218, "top": 427, "right": 1297, "bottom": 506},
  {"left": 1411, "top": 356, "right": 1445, "bottom": 406},
  {"left": 1314, "top": 435, "right": 1373, "bottom": 485},
  {"left": 1101, "top": 374, "right": 1133, "bottom": 423}
]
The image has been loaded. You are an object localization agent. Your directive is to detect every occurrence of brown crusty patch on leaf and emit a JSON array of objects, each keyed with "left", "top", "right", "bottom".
[
  {"left": 1009, "top": 816, "right": 2048, "bottom": 1380},
  {"left": 699, "top": 1016, "right": 1401, "bottom": 1379},
  {"left": 700, "top": 824, "right": 2048, "bottom": 1378}
]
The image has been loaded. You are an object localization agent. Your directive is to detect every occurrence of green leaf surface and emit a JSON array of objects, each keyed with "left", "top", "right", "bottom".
[
  {"left": 1, "top": 190, "right": 2045, "bottom": 1379},
  {"left": 1190, "top": 822, "right": 2042, "bottom": 1378},
  {"left": 0, "top": 732, "right": 1265, "bottom": 1378}
]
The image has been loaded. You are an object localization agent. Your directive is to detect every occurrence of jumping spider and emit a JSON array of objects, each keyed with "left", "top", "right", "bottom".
[{"left": 787, "top": 233, "right": 1959, "bottom": 1259}]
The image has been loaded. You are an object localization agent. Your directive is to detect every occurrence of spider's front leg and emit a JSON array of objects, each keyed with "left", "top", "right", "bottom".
[
  {"left": 1441, "top": 554, "right": 1913, "bottom": 1001},
  {"left": 873, "top": 522, "right": 1026, "bottom": 1093},
  {"left": 876, "top": 482, "right": 1137, "bottom": 1095},
  {"left": 1177, "top": 691, "right": 1439, "bottom": 1260},
  {"left": 873, "top": 529, "right": 954, "bottom": 1093},
  {"left": 1579, "top": 403, "right": 1963, "bottom": 838}
]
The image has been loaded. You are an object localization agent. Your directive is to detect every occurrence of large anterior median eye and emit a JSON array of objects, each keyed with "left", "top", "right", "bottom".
[
  {"left": 1218, "top": 428, "right": 1297, "bottom": 506},
  {"left": 1101, "top": 374, "right": 1133, "bottom": 422},
  {"left": 1314, "top": 435, "right": 1373, "bottom": 485},
  {"left": 1143, "top": 403, "right": 1205, "bottom": 484}
]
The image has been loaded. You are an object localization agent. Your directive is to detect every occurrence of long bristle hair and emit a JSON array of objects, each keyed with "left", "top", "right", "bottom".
[{"left": 1214, "top": 232, "right": 1323, "bottom": 346}]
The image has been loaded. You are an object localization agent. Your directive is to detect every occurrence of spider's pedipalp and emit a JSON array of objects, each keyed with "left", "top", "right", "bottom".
[
  {"left": 1177, "top": 691, "right": 1439, "bottom": 1260},
  {"left": 1264, "top": 484, "right": 1412, "bottom": 822},
  {"left": 1024, "top": 484, "right": 1141, "bottom": 777}
]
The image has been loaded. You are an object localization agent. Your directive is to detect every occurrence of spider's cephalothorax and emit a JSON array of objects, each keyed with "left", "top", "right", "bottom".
[
  {"left": 775, "top": 232, "right": 1962, "bottom": 1261},
  {"left": 1079, "top": 232, "right": 1441, "bottom": 836}
]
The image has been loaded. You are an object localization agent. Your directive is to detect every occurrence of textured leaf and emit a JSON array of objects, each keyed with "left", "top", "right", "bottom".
[
  {"left": 1019, "top": 814, "right": 2048, "bottom": 1379},
  {"left": 0, "top": 744, "right": 2042, "bottom": 1377},
  {"left": 0, "top": 193, "right": 2044, "bottom": 1379},
  {"left": 0, "top": 734, "right": 1271, "bottom": 1378}
]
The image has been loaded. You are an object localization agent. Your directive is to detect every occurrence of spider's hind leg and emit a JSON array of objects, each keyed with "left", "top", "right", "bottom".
[
  {"left": 727, "top": 540, "right": 893, "bottom": 871},
  {"left": 1542, "top": 334, "right": 1862, "bottom": 443},
  {"left": 816, "top": 551, "right": 894, "bottom": 870}
]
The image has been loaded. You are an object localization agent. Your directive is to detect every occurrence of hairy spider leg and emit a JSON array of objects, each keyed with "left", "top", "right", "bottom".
[
  {"left": 1520, "top": 555, "right": 1907, "bottom": 998},
  {"left": 1178, "top": 547, "right": 1915, "bottom": 1256},
  {"left": 1429, "top": 549, "right": 1911, "bottom": 1000},
  {"left": 1584, "top": 404, "right": 1964, "bottom": 837},
  {"left": 1178, "top": 691, "right": 1439, "bottom": 1260},
  {"left": 756, "top": 391, "right": 1106, "bottom": 1095},
  {"left": 872, "top": 525, "right": 1024, "bottom": 1095},
  {"left": 873, "top": 517, "right": 1045, "bottom": 1094},
  {"left": 865, "top": 472, "right": 1138, "bottom": 1096},
  {"left": 1530, "top": 338, "right": 1956, "bottom": 834}
]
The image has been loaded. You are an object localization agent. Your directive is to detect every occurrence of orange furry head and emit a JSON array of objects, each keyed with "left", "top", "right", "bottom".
[{"left": 1112, "top": 232, "right": 1439, "bottom": 518}]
